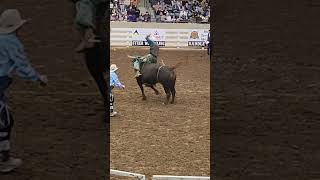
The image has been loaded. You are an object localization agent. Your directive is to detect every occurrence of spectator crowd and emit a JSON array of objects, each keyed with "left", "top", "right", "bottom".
[
  {"left": 110, "top": 0, "right": 151, "bottom": 22},
  {"left": 151, "top": 0, "right": 210, "bottom": 23},
  {"left": 110, "top": 0, "right": 210, "bottom": 23}
]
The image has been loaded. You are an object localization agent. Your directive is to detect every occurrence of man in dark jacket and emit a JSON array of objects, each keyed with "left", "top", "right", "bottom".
[
  {"left": 207, "top": 29, "right": 211, "bottom": 56},
  {"left": 129, "top": 34, "right": 159, "bottom": 77},
  {"left": 72, "top": 0, "right": 107, "bottom": 52}
]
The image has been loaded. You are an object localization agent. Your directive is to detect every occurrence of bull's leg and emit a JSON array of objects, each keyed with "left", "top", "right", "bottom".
[
  {"left": 84, "top": 48, "right": 108, "bottom": 122},
  {"left": 163, "top": 86, "right": 171, "bottom": 105},
  {"left": 150, "top": 86, "right": 160, "bottom": 95},
  {"left": 170, "top": 87, "right": 176, "bottom": 104},
  {"left": 170, "top": 77, "right": 176, "bottom": 104},
  {"left": 140, "top": 84, "right": 147, "bottom": 100},
  {"left": 145, "top": 84, "right": 159, "bottom": 95},
  {"left": 136, "top": 78, "right": 146, "bottom": 100},
  {"left": 85, "top": 52, "right": 107, "bottom": 101}
]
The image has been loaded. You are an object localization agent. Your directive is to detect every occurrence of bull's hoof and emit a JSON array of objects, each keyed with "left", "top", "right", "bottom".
[
  {"left": 142, "top": 96, "right": 147, "bottom": 100},
  {"left": 170, "top": 101, "right": 174, "bottom": 104}
]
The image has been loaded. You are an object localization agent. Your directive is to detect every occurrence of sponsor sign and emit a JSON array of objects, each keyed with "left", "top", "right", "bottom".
[
  {"left": 188, "top": 29, "right": 209, "bottom": 47},
  {"left": 131, "top": 28, "right": 166, "bottom": 46},
  {"left": 110, "top": 27, "right": 210, "bottom": 47}
]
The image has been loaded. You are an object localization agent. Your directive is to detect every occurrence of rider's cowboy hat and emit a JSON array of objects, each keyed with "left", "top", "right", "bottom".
[
  {"left": 0, "top": 9, "right": 29, "bottom": 34},
  {"left": 110, "top": 64, "right": 119, "bottom": 72}
]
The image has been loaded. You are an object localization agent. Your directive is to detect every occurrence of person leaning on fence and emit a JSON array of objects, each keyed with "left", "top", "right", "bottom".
[
  {"left": 207, "top": 29, "right": 211, "bottom": 56},
  {"left": 0, "top": 9, "right": 48, "bottom": 173},
  {"left": 129, "top": 34, "right": 159, "bottom": 78},
  {"left": 110, "top": 64, "right": 125, "bottom": 117},
  {"left": 72, "top": 0, "right": 107, "bottom": 52}
]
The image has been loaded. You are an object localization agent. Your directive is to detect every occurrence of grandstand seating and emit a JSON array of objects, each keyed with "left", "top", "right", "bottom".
[{"left": 110, "top": 0, "right": 210, "bottom": 23}]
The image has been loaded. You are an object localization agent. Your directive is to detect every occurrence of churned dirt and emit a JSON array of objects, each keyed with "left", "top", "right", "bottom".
[
  {"left": 1, "top": 0, "right": 210, "bottom": 179},
  {"left": 212, "top": 0, "right": 320, "bottom": 179},
  {"left": 110, "top": 48, "right": 210, "bottom": 179}
]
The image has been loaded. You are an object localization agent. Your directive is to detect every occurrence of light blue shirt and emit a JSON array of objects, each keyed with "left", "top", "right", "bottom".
[
  {"left": 0, "top": 33, "right": 39, "bottom": 81},
  {"left": 110, "top": 71, "right": 124, "bottom": 90}
]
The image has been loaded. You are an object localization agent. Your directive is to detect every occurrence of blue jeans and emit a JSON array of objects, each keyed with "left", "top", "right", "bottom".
[
  {"left": 110, "top": 92, "right": 114, "bottom": 113},
  {"left": 0, "top": 76, "right": 12, "bottom": 160}
]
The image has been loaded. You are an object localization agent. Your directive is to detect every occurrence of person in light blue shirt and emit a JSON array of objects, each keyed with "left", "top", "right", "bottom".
[
  {"left": 0, "top": 9, "right": 47, "bottom": 173},
  {"left": 110, "top": 64, "right": 125, "bottom": 117}
]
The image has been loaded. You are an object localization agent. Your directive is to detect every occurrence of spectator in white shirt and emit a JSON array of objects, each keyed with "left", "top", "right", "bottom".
[
  {"left": 179, "top": 7, "right": 188, "bottom": 19},
  {"left": 165, "top": 14, "right": 173, "bottom": 22},
  {"left": 160, "top": 11, "right": 166, "bottom": 22}
]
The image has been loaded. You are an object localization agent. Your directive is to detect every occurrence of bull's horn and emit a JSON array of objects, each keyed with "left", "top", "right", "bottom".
[{"left": 128, "top": 55, "right": 136, "bottom": 58}]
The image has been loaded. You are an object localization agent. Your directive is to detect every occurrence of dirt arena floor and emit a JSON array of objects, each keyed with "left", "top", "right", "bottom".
[
  {"left": 110, "top": 48, "right": 210, "bottom": 179},
  {"left": 212, "top": 1, "right": 320, "bottom": 179},
  {"left": 1, "top": 0, "right": 210, "bottom": 179},
  {"left": 2, "top": 1, "right": 108, "bottom": 179}
]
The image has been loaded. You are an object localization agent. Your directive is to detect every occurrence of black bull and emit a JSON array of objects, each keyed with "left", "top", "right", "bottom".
[
  {"left": 136, "top": 63, "right": 181, "bottom": 104},
  {"left": 70, "top": 1, "right": 108, "bottom": 121}
]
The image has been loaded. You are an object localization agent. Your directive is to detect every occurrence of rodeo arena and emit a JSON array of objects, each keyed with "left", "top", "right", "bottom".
[
  {"left": 110, "top": 0, "right": 210, "bottom": 179},
  {"left": 0, "top": 0, "right": 209, "bottom": 179}
]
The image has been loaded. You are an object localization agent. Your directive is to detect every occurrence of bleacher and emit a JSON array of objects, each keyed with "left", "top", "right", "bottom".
[{"left": 110, "top": 0, "right": 210, "bottom": 23}]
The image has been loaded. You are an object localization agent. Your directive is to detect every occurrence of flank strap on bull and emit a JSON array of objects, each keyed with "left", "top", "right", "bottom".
[{"left": 156, "top": 66, "right": 164, "bottom": 82}]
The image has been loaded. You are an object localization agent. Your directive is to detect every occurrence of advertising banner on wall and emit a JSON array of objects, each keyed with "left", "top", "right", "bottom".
[
  {"left": 187, "top": 29, "right": 209, "bottom": 47},
  {"left": 130, "top": 28, "right": 166, "bottom": 46}
]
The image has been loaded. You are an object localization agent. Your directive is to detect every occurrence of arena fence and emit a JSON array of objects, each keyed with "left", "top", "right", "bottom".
[
  {"left": 111, "top": 169, "right": 146, "bottom": 180},
  {"left": 152, "top": 175, "right": 210, "bottom": 180},
  {"left": 111, "top": 22, "right": 210, "bottom": 48},
  {"left": 110, "top": 169, "right": 210, "bottom": 180}
]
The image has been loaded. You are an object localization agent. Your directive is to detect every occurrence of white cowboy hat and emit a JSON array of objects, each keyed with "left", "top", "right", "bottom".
[
  {"left": 0, "top": 9, "right": 29, "bottom": 34},
  {"left": 110, "top": 64, "right": 119, "bottom": 72}
]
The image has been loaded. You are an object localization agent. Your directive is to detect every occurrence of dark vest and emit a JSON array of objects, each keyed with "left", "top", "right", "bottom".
[{"left": 150, "top": 44, "right": 159, "bottom": 57}]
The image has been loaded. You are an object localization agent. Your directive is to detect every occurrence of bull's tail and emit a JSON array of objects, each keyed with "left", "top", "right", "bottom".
[
  {"left": 169, "top": 70, "right": 176, "bottom": 80},
  {"left": 169, "top": 62, "right": 182, "bottom": 71},
  {"left": 161, "top": 59, "right": 166, "bottom": 66}
]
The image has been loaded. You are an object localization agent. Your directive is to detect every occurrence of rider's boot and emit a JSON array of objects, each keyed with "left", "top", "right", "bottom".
[
  {"left": 110, "top": 111, "right": 117, "bottom": 117},
  {"left": 135, "top": 71, "right": 142, "bottom": 78},
  {"left": 0, "top": 151, "right": 22, "bottom": 173},
  {"left": 75, "top": 28, "right": 98, "bottom": 52}
]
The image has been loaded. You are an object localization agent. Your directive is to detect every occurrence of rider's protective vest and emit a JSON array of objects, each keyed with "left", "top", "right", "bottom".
[{"left": 146, "top": 36, "right": 159, "bottom": 57}]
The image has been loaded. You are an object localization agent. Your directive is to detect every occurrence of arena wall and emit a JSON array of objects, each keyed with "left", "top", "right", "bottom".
[{"left": 110, "top": 22, "right": 210, "bottom": 48}]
